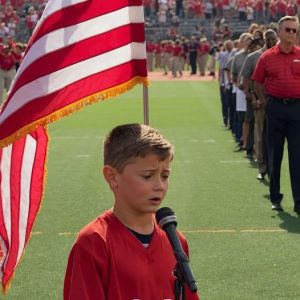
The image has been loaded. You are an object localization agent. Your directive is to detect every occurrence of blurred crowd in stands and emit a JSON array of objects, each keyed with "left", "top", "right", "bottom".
[
  {"left": 144, "top": 0, "right": 300, "bottom": 26},
  {"left": 145, "top": 0, "right": 300, "bottom": 77},
  {"left": 0, "top": 0, "right": 46, "bottom": 103},
  {"left": 0, "top": 0, "right": 46, "bottom": 43}
]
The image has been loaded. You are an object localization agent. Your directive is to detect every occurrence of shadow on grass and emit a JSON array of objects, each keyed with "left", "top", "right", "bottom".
[
  {"left": 277, "top": 211, "right": 300, "bottom": 234},
  {"left": 248, "top": 159, "right": 258, "bottom": 169},
  {"left": 258, "top": 179, "right": 269, "bottom": 187}
]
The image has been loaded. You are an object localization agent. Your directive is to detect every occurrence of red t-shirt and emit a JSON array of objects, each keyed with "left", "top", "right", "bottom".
[
  {"left": 154, "top": 43, "right": 162, "bottom": 54},
  {"left": 0, "top": 52, "right": 15, "bottom": 70},
  {"left": 286, "top": 4, "right": 297, "bottom": 16},
  {"left": 198, "top": 42, "right": 210, "bottom": 54},
  {"left": 146, "top": 42, "right": 155, "bottom": 53},
  {"left": 254, "top": 0, "right": 263, "bottom": 11},
  {"left": 173, "top": 45, "right": 182, "bottom": 56},
  {"left": 276, "top": 0, "right": 286, "bottom": 13},
  {"left": 166, "top": 44, "right": 174, "bottom": 53},
  {"left": 252, "top": 44, "right": 300, "bottom": 98},
  {"left": 64, "top": 211, "right": 200, "bottom": 300}
]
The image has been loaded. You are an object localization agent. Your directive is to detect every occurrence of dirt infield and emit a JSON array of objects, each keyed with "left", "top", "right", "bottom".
[{"left": 148, "top": 70, "right": 218, "bottom": 82}]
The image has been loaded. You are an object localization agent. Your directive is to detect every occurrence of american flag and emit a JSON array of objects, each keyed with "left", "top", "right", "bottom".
[{"left": 0, "top": 0, "right": 147, "bottom": 291}]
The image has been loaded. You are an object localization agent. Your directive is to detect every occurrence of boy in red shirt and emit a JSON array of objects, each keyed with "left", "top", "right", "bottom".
[{"left": 64, "top": 123, "right": 200, "bottom": 300}]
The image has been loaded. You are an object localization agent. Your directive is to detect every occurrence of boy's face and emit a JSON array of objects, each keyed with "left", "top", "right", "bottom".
[{"left": 112, "top": 153, "right": 171, "bottom": 216}]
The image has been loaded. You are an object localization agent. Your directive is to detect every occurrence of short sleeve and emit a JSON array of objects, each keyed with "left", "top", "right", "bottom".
[
  {"left": 252, "top": 53, "right": 266, "bottom": 83},
  {"left": 63, "top": 242, "right": 106, "bottom": 300},
  {"left": 240, "top": 55, "right": 254, "bottom": 78}
]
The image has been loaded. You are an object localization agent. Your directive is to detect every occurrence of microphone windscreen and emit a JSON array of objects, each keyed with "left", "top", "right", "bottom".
[{"left": 155, "top": 207, "right": 177, "bottom": 229}]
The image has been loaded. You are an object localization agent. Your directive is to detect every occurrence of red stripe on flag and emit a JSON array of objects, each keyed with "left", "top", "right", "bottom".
[
  {"left": 26, "top": 129, "right": 48, "bottom": 241},
  {"left": 0, "top": 60, "right": 146, "bottom": 142},
  {"left": 29, "top": 0, "right": 143, "bottom": 48},
  {"left": 3, "top": 137, "right": 25, "bottom": 283},
  {"left": 0, "top": 127, "right": 48, "bottom": 290},
  {"left": 10, "top": 24, "right": 145, "bottom": 95},
  {"left": 0, "top": 148, "right": 9, "bottom": 255},
  {"left": 0, "top": 0, "right": 147, "bottom": 291}
]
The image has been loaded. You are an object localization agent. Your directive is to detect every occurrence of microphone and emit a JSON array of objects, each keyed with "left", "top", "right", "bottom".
[{"left": 155, "top": 207, "right": 198, "bottom": 293}]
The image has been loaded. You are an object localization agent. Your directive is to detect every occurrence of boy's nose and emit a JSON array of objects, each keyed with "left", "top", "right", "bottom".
[{"left": 154, "top": 178, "right": 166, "bottom": 191}]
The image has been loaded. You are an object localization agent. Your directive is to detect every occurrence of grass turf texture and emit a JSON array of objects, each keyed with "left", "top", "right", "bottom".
[{"left": 2, "top": 81, "right": 300, "bottom": 299}]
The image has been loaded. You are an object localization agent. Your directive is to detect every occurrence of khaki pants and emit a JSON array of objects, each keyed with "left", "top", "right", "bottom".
[
  {"left": 146, "top": 52, "right": 154, "bottom": 71},
  {"left": 162, "top": 52, "right": 171, "bottom": 74},
  {"left": 171, "top": 56, "right": 180, "bottom": 77},
  {"left": 0, "top": 68, "right": 16, "bottom": 103},
  {"left": 198, "top": 54, "right": 208, "bottom": 75},
  {"left": 254, "top": 108, "right": 267, "bottom": 173},
  {"left": 154, "top": 53, "right": 161, "bottom": 69}
]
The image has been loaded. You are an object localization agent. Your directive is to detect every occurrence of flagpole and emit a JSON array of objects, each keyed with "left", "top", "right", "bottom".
[{"left": 143, "top": 85, "right": 149, "bottom": 125}]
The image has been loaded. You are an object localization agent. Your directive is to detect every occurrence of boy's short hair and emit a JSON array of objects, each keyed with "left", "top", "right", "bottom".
[{"left": 103, "top": 124, "right": 174, "bottom": 172}]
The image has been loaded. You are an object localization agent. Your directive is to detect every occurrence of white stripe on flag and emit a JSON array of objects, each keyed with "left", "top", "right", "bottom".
[
  {"left": 17, "top": 135, "right": 36, "bottom": 262},
  {"left": 37, "top": 0, "right": 89, "bottom": 28},
  {"left": 0, "top": 145, "right": 12, "bottom": 266},
  {"left": 14, "top": 6, "right": 144, "bottom": 84},
  {"left": 1, "top": 42, "right": 146, "bottom": 123}
]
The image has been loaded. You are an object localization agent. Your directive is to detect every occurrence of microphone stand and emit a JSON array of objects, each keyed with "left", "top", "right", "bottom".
[{"left": 173, "top": 264, "right": 186, "bottom": 300}]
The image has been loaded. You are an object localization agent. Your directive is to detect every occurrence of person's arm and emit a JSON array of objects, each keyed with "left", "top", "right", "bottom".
[
  {"left": 231, "top": 56, "right": 238, "bottom": 84},
  {"left": 252, "top": 54, "right": 267, "bottom": 108},
  {"left": 254, "top": 81, "right": 267, "bottom": 108},
  {"left": 64, "top": 243, "right": 107, "bottom": 300},
  {"left": 242, "top": 76, "right": 251, "bottom": 98}
]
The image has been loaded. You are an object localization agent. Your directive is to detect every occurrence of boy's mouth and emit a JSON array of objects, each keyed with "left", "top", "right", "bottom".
[{"left": 149, "top": 197, "right": 161, "bottom": 202}]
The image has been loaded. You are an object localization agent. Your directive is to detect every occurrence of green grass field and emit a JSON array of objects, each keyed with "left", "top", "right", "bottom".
[{"left": 3, "top": 81, "right": 300, "bottom": 299}]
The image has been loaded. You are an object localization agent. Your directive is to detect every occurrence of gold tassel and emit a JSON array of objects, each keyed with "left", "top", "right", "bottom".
[{"left": 0, "top": 77, "right": 148, "bottom": 148}]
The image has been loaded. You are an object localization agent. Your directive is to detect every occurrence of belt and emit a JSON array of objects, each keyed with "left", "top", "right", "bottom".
[{"left": 269, "top": 96, "right": 300, "bottom": 105}]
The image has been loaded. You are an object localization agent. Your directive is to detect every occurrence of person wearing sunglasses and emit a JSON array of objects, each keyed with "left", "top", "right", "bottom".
[{"left": 252, "top": 15, "right": 300, "bottom": 215}]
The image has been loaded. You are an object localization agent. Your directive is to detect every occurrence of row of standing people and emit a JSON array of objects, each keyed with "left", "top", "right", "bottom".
[
  {"left": 146, "top": 37, "right": 217, "bottom": 77},
  {"left": 218, "top": 15, "right": 300, "bottom": 214},
  {"left": 0, "top": 39, "right": 25, "bottom": 103}
]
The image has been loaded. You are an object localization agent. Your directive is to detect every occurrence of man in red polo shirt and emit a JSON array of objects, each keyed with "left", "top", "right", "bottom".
[{"left": 252, "top": 16, "right": 300, "bottom": 214}]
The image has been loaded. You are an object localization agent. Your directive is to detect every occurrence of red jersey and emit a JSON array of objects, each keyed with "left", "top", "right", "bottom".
[
  {"left": 154, "top": 43, "right": 162, "bottom": 54},
  {"left": 236, "top": 0, "right": 246, "bottom": 9},
  {"left": 166, "top": 44, "right": 174, "bottom": 53},
  {"left": 252, "top": 44, "right": 300, "bottom": 98},
  {"left": 198, "top": 42, "right": 210, "bottom": 54},
  {"left": 254, "top": 0, "right": 263, "bottom": 11},
  {"left": 276, "top": 0, "right": 286, "bottom": 14},
  {"left": 64, "top": 211, "right": 200, "bottom": 300},
  {"left": 146, "top": 42, "right": 155, "bottom": 53},
  {"left": 286, "top": 4, "right": 297, "bottom": 16},
  {"left": 0, "top": 52, "right": 15, "bottom": 70},
  {"left": 173, "top": 45, "right": 182, "bottom": 56},
  {"left": 143, "top": 0, "right": 153, "bottom": 7}
]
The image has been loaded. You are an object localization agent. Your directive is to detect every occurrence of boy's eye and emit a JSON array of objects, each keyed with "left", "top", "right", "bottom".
[{"left": 142, "top": 174, "right": 152, "bottom": 179}]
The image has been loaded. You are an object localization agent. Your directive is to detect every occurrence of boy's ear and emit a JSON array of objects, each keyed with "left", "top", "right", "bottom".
[{"left": 102, "top": 165, "right": 119, "bottom": 189}]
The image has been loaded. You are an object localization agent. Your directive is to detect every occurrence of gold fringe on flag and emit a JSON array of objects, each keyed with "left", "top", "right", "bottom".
[{"left": 0, "top": 76, "right": 149, "bottom": 149}]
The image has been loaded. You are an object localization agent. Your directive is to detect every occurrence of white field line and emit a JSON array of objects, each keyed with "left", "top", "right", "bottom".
[
  {"left": 219, "top": 160, "right": 250, "bottom": 163},
  {"left": 182, "top": 229, "right": 286, "bottom": 233},
  {"left": 31, "top": 229, "right": 288, "bottom": 236}
]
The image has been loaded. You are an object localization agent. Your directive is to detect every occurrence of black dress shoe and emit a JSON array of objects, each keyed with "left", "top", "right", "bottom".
[{"left": 271, "top": 202, "right": 283, "bottom": 211}]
